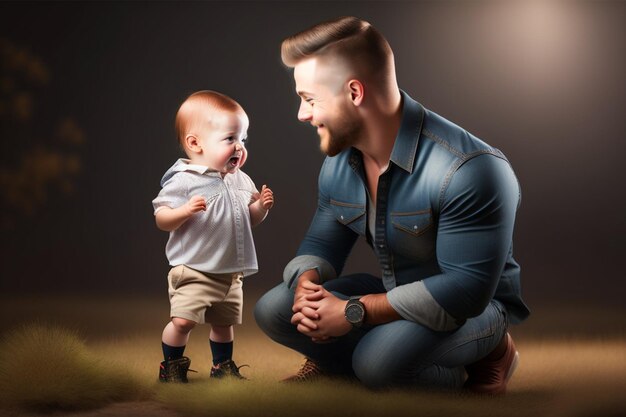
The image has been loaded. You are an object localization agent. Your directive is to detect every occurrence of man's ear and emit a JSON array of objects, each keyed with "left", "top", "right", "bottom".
[
  {"left": 184, "top": 134, "right": 202, "bottom": 154},
  {"left": 347, "top": 79, "right": 364, "bottom": 106}
]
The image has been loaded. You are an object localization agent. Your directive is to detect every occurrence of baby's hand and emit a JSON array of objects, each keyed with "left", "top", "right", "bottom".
[
  {"left": 185, "top": 195, "right": 207, "bottom": 216},
  {"left": 260, "top": 185, "right": 274, "bottom": 211}
]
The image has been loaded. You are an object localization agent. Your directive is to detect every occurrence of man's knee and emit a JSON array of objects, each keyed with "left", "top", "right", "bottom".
[
  {"left": 351, "top": 322, "right": 425, "bottom": 389},
  {"left": 254, "top": 282, "right": 293, "bottom": 333},
  {"left": 352, "top": 349, "right": 398, "bottom": 389},
  {"left": 253, "top": 291, "right": 272, "bottom": 332}
]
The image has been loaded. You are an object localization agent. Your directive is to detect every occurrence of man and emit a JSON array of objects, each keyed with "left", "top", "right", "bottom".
[{"left": 255, "top": 16, "right": 529, "bottom": 393}]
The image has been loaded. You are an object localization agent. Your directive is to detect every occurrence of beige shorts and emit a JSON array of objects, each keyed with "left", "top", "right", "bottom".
[{"left": 167, "top": 265, "right": 244, "bottom": 325}]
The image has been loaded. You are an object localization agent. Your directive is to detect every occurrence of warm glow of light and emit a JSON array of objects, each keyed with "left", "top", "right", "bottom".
[{"left": 510, "top": 1, "right": 581, "bottom": 83}]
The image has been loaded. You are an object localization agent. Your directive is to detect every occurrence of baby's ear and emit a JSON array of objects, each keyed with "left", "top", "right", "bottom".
[{"left": 184, "top": 134, "right": 201, "bottom": 153}]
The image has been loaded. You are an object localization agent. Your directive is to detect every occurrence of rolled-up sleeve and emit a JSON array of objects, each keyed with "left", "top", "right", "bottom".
[{"left": 283, "top": 255, "right": 338, "bottom": 288}]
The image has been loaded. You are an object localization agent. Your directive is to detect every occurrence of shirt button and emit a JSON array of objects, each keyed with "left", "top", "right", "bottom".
[
  {"left": 413, "top": 225, "right": 418, "bottom": 230},
  {"left": 340, "top": 215, "right": 344, "bottom": 220}
]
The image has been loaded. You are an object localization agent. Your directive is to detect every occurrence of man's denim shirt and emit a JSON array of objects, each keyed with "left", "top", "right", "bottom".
[{"left": 284, "top": 91, "right": 530, "bottom": 332}]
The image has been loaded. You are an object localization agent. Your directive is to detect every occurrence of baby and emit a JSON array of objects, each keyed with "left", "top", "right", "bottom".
[{"left": 152, "top": 90, "right": 274, "bottom": 382}]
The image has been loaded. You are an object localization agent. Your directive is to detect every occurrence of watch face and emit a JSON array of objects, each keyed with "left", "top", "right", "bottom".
[{"left": 346, "top": 303, "right": 364, "bottom": 324}]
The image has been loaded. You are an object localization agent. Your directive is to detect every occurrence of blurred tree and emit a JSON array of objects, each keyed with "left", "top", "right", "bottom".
[{"left": 0, "top": 38, "right": 85, "bottom": 229}]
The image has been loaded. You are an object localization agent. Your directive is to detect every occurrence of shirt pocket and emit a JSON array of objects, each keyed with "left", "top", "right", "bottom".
[
  {"left": 330, "top": 199, "right": 366, "bottom": 236},
  {"left": 389, "top": 209, "right": 436, "bottom": 261}
]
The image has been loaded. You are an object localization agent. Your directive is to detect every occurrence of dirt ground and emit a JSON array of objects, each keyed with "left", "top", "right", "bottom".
[{"left": 2, "top": 402, "right": 183, "bottom": 417}]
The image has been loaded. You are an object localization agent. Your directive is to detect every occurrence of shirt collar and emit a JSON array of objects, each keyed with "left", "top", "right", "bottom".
[
  {"left": 172, "top": 158, "right": 222, "bottom": 177},
  {"left": 389, "top": 90, "right": 425, "bottom": 174}
]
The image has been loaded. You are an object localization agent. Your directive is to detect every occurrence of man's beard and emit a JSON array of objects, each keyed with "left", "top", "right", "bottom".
[{"left": 319, "top": 114, "right": 362, "bottom": 157}]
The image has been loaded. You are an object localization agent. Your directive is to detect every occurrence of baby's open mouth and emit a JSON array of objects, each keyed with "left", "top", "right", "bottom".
[{"left": 228, "top": 156, "right": 240, "bottom": 167}]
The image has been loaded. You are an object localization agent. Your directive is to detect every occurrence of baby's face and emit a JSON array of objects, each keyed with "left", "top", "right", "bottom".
[{"left": 193, "top": 110, "right": 249, "bottom": 176}]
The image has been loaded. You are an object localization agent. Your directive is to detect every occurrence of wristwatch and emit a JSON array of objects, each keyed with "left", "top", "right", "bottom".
[{"left": 344, "top": 297, "right": 366, "bottom": 328}]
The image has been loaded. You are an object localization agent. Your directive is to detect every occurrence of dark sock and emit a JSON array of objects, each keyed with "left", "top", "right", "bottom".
[
  {"left": 210, "top": 340, "right": 233, "bottom": 366},
  {"left": 162, "top": 342, "right": 186, "bottom": 362}
]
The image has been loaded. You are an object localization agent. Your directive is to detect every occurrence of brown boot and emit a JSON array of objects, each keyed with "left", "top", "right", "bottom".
[
  {"left": 281, "top": 358, "right": 325, "bottom": 382},
  {"left": 464, "top": 332, "right": 519, "bottom": 395},
  {"left": 158, "top": 357, "right": 196, "bottom": 383},
  {"left": 210, "top": 359, "right": 249, "bottom": 380}
]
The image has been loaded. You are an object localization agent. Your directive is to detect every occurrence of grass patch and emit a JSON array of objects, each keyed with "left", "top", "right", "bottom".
[
  {"left": 152, "top": 336, "right": 626, "bottom": 417},
  {"left": 154, "top": 377, "right": 551, "bottom": 417},
  {"left": 0, "top": 323, "right": 149, "bottom": 412},
  {"left": 1, "top": 297, "right": 625, "bottom": 417}
]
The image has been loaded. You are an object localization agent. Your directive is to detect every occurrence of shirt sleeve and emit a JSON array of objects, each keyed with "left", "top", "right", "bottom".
[
  {"left": 236, "top": 170, "right": 259, "bottom": 205},
  {"left": 387, "top": 154, "right": 520, "bottom": 331},
  {"left": 241, "top": 170, "right": 259, "bottom": 194},
  {"left": 283, "top": 255, "right": 338, "bottom": 288},
  {"left": 283, "top": 158, "right": 359, "bottom": 288},
  {"left": 151, "top": 173, "right": 188, "bottom": 214}
]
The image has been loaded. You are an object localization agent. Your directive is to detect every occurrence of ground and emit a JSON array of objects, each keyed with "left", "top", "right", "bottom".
[{"left": 1, "top": 294, "right": 624, "bottom": 417}]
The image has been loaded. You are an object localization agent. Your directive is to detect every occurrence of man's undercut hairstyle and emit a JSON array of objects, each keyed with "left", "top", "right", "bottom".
[
  {"left": 175, "top": 90, "right": 243, "bottom": 147},
  {"left": 281, "top": 16, "right": 394, "bottom": 80}
]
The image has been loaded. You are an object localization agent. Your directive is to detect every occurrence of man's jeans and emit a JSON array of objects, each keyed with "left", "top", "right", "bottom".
[{"left": 254, "top": 273, "right": 508, "bottom": 389}]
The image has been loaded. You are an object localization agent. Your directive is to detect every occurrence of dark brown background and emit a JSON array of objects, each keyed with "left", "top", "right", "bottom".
[{"left": 1, "top": 1, "right": 624, "bottom": 311}]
